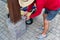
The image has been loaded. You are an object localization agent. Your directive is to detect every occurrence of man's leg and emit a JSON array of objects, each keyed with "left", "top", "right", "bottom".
[
  {"left": 42, "top": 14, "right": 49, "bottom": 35},
  {"left": 42, "top": 10, "right": 58, "bottom": 35},
  {"left": 38, "top": 9, "right": 58, "bottom": 40},
  {"left": 38, "top": 14, "right": 49, "bottom": 39}
]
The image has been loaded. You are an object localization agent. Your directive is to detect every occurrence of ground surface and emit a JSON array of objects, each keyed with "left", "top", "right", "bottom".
[{"left": 0, "top": 0, "right": 60, "bottom": 40}]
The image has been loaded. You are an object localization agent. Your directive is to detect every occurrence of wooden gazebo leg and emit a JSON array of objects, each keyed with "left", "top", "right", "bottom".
[{"left": 7, "top": 0, "right": 21, "bottom": 23}]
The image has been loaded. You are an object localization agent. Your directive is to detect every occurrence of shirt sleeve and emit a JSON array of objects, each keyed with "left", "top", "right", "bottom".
[
  {"left": 27, "top": 2, "right": 35, "bottom": 12},
  {"left": 30, "top": 0, "right": 44, "bottom": 18}
]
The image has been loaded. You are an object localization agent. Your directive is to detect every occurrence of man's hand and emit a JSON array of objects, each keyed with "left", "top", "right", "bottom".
[
  {"left": 26, "top": 16, "right": 30, "bottom": 20},
  {"left": 21, "top": 11, "right": 28, "bottom": 16},
  {"left": 25, "top": 11, "right": 32, "bottom": 20},
  {"left": 21, "top": 11, "right": 31, "bottom": 20}
]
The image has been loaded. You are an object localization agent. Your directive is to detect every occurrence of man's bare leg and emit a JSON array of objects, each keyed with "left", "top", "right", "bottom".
[{"left": 42, "top": 14, "right": 49, "bottom": 35}]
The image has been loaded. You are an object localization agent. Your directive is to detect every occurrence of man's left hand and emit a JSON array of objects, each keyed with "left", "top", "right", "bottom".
[{"left": 26, "top": 12, "right": 32, "bottom": 20}]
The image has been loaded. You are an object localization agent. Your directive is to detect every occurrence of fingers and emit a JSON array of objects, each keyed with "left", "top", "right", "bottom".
[
  {"left": 26, "top": 16, "right": 30, "bottom": 20},
  {"left": 21, "top": 10, "right": 31, "bottom": 20}
]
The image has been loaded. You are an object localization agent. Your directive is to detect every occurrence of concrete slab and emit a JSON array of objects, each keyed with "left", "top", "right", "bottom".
[{"left": 6, "top": 18, "right": 27, "bottom": 40}]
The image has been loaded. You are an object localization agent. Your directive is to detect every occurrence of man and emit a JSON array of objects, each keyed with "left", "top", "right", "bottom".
[{"left": 25, "top": 0, "right": 60, "bottom": 39}]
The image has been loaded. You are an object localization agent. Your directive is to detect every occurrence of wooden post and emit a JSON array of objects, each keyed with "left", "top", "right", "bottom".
[{"left": 7, "top": 0, "right": 21, "bottom": 23}]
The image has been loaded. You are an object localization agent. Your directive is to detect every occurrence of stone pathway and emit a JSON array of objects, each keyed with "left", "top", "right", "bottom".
[{"left": 0, "top": 0, "right": 60, "bottom": 40}]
